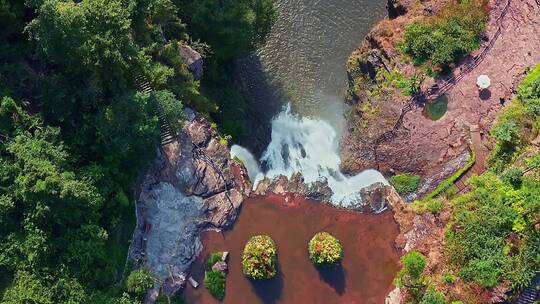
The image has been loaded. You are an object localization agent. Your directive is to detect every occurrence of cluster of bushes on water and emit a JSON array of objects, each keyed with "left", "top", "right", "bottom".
[
  {"left": 397, "top": 65, "right": 540, "bottom": 303},
  {"left": 240, "top": 232, "right": 343, "bottom": 282},
  {"left": 390, "top": 173, "right": 421, "bottom": 195},
  {"left": 308, "top": 232, "right": 344, "bottom": 267},
  {"left": 204, "top": 252, "right": 227, "bottom": 300},
  {"left": 399, "top": 0, "right": 488, "bottom": 70},
  {"left": 242, "top": 235, "right": 278, "bottom": 280}
]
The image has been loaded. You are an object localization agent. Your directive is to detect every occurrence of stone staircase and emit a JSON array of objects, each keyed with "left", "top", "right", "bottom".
[
  {"left": 516, "top": 272, "right": 540, "bottom": 304},
  {"left": 134, "top": 75, "right": 176, "bottom": 146}
]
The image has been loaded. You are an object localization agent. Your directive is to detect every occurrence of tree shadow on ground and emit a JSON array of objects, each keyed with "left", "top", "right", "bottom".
[
  {"left": 317, "top": 265, "right": 346, "bottom": 295},
  {"left": 250, "top": 272, "right": 284, "bottom": 304},
  {"left": 479, "top": 89, "right": 492, "bottom": 100}
]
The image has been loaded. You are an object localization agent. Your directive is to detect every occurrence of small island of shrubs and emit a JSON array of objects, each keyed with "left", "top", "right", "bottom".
[
  {"left": 308, "top": 232, "right": 343, "bottom": 267},
  {"left": 242, "top": 235, "right": 278, "bottom": 279}
]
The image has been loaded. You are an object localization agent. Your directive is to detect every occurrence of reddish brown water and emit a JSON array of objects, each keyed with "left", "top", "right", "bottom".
[{"left": 184, "top": 195, "right": 400, "bottom": 304}]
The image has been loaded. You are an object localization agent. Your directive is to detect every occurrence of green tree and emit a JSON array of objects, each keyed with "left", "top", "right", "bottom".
[
  {"left": 178, "top": 0, "right": 276, "bottom": 61},
  {"left": 127, "top": 268, "right": 154, "bottom": 296},
  {"left": 395, "top": 251, "right": 427, "bottom": 300},
  {"left": 27, "top": 0, "right": 140, "bottom": 86}
]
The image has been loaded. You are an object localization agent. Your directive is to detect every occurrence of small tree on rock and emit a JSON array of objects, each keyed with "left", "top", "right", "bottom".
[{"left": 127, "top": 268, "right": 154, "bottom": 296}]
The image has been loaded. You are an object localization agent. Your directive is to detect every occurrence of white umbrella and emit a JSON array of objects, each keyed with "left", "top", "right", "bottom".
[{"left": 477, "top": 75, "right": 491, "bottom": 89}]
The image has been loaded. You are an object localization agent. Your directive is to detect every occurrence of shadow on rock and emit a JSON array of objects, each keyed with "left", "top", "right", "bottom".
[
  {"left": 479, "top": 89, "right": 492, "bottom": 100},
  {"left": 250, "top": 274, "right": 284, "bottom": 304},
  {"left": 318, "top": 265, "right": 346, "bottom": 295}
]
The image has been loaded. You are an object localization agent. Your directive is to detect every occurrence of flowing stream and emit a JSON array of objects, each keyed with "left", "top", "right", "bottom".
[{"left": 232, "top": 0, "right": 389, "bottom": 207}]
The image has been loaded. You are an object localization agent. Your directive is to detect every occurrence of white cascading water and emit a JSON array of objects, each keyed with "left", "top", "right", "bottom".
[{"left": 231, "top": 105, "right": 388, "bottom": 208}]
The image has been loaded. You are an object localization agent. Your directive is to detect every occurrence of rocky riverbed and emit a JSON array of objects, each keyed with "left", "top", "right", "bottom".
[{"left": 128, "top": 109, "right": 251, "bottom": 297}]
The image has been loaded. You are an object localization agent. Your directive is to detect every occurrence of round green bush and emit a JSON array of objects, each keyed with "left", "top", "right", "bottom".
[
  {"left": 242, "top": 235, "right": 277, "bottom": 279},
  {"left": 126, "top": 268, "right": 154, "bottom": 296},
  {"left": 308, "top": 232, "right": 343, "bottom": 266}
]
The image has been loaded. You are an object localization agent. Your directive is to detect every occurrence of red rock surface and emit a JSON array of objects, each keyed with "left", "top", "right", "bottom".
[{"left": 342, "top": 0, "right": 540, "bottom": 196}]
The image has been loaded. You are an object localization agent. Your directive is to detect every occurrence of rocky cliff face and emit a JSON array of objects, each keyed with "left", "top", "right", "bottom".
[{"left": 129, "top": 109, "right": 250, "bottom": 288}]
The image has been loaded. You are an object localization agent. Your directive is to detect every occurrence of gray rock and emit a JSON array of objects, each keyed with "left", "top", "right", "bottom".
[
  {"left": 179, "top": 44, "right": 203, "bottom": 80},
  {"left": 129, "top": 111, "right": 250, "bottom": 291}
]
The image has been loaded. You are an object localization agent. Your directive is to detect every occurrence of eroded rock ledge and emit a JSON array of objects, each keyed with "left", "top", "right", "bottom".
[{"left": 128, "top": 109, "right": 251, "bottom": 290}]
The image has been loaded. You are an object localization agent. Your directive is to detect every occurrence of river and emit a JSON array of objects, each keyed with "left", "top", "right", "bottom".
[
  {"left": 237, "top": 0, "right": 388, "bottom": 153},
  {"left": 232, "top": 0, "right": 389, "bottom": 208}
]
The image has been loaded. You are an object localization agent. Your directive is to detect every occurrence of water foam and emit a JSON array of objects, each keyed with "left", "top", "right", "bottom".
[{"left": 232, "top": 106, "right": 388, "bottom": 208}]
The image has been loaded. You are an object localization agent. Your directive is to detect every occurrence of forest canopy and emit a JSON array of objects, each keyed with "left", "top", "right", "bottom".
[{"left": 0, "top": 0, "right": 275, "bottom": 303}]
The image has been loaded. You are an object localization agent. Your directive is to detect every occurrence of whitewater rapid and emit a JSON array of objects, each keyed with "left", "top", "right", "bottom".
[{"left": 231, "top": 106, "right": 388, "bottom": 208}]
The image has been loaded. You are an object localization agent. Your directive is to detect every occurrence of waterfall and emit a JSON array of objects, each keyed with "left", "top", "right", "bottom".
[{"left": 232, "top": 105, "right": 388, "bottom": 208}]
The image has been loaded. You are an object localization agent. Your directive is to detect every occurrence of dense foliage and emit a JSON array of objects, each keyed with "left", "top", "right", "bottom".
[
  {"left": 400, "top": 1, "right": 487, "bottom": 70},
  {"left": 242, "top": 235, "right": 278, "bottom": 280},
  {"left": 176, "top": 0, "right": 277, "bottom": 138},
  {"left": 446, "top": 174, "right": 540, "bottom": 288},
  {"left": 390, "top": 173, "right": 421, "bottom": 195},
  {"left": 395, "top": 251, "right": 427, "bottom": 300},
  {"left": 204, "top": 252, "right": 226, "bottom": 300},
  {"left": 308, "top": 232, "right": 343, "bottom": 266},
  {"left": 0, "top": 0, "right": 275, "bottom": 302},
  {"left": 204, "top": 270, "right": 226, "bottom": 300}
]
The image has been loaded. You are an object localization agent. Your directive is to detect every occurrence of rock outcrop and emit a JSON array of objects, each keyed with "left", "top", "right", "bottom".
[
  {"left": 254, "top": 173, "right": 394, "bottom": 213},
  {"left": 128, "top": 110, "right": 250, "bottom": 288},
  {"left": 179, "top": 44, "right": 203, "bottom": 80}
]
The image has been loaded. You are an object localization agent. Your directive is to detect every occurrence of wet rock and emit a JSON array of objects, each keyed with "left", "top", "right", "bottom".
[
  {"left": 211, "top": 261, "right": 228, "bottom": 273},
  {"left": 358, "top": 182, "right": 390, "bottom": 213},
  {"left": 387, "top": 0, "right": 408, "bottom": 19},
  {"left": 179, "top": 44, "right": 203, "bottom": 80},
  {"left": 129, "top": 111, "right": 250, "bottom": 285}
]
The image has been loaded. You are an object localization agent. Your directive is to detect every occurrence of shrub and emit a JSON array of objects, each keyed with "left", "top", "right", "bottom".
[
  {"left": 501, "top": 167, "right": 523, "bottom": 188},
  {"left": 444, "top": 173, "right": 540, "bottom": 288},
  {"left": 126, "top": 268, "right": 154, "bottom": 296},
  {"left": 242, "top": 235, "right": 277, "bottom": 280},
  {"left": 395, "top": 251, "right": 427, "bottom": 300},
  {"left": 308, "top": 232, "right": 343, "bottom": 266},
  {"left": 413, "top": 199, "right": 445, "bottom": 214},
  {"left": 442, "top": 272, "right": 457, "bottom": 284},
  {"left": 420, "top": 289, "right": 446, "bottom": 304},
  {"left": 204, "top": 270, "right": 225, "bottom": 300},
  {"left": 390, "top": 173, "right": 421, "bottom": 195},
  {"left": 400, "top": 2, "right": 487, "bottom": 69},
  {"left": 517, "top": 63, "right": 540, "bottom": 115}
]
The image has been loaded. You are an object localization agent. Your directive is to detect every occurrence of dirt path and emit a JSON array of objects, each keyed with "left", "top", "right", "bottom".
[{"left": 376, "top": 0, "right": 540, "bottom": 196}]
